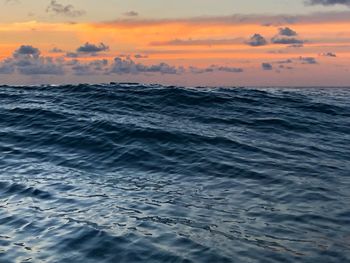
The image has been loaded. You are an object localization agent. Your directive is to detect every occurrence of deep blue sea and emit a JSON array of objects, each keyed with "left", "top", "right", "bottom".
[{"left": 0, "top": 84, "right": 349, "bottom": 263}]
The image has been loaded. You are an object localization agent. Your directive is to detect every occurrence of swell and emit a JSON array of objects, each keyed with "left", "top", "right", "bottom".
[
  {"left": 1, "top": 85, "right": 349, "bottom": 179},
  {"left": 0, "top": 84, "right": 350, "bottom": 263}
]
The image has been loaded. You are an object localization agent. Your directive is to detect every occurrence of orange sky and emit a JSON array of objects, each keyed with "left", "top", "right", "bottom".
[{"left": 0, "top": 11, "right": 350, "bottom": 86}]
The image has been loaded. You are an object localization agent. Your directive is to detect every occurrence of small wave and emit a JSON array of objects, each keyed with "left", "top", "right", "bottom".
[{"left": 0, "top": 84, "right": 350, "bottom": 262}]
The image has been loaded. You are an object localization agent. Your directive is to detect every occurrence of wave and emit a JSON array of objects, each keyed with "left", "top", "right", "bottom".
[{"left": 0, "top": 84, "right": 350, "bottom": 262}]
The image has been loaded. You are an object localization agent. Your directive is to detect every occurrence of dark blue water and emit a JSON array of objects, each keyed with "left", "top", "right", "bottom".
[{"left": 0, "top": 84, "right": 350, "bottom": 263}]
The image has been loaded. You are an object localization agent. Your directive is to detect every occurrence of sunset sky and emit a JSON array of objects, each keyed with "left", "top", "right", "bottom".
[{"left": 0, "top": 0, "right": 349, "bottom": 86}]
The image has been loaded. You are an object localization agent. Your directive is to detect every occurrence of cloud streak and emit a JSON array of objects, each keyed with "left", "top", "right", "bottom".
[
  {"left": 98, "top": 11, "right": 350, "bottom": 28},
  {"left": 306, "top": 0, "right": 350, "bottom": 6},
  {"left": 189, "top": 65, "right": 243, "bottom": 74}
]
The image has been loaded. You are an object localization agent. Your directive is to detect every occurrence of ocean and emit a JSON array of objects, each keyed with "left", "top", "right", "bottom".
[{"left": 0, "top": 84, "right": 349, "bottom": 262}]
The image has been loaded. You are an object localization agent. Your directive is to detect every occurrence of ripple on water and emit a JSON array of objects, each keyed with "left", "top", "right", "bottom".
[{"left": 0, "top": 84, "right": 350, "bottom": 262}]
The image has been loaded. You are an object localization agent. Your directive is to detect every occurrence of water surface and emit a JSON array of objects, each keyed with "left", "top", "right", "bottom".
[{"left": 0, "top": 84, "right": 350, "bottom": 262}]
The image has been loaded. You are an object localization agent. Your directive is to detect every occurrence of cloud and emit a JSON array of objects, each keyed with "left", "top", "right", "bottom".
[
  {"left": 0, "top": 59, "right": 15, "bottom": 74},
  {"left": 278, "top": 27, "right": 297, "bottom": 36},
  {"left": 305, "top": 0, "right": 350, "bottom": 6},
  {"left": 278, "top": 65, "right": 293, "bottom": 70},
  {"left": 262, "top": 63, "right": 273, "bottom": 70},
  {"left": 134, "top": 54, "right": 148, "bottom": 59},
  {"left": 320, "top": 52, "right": 337, "bottom": 57},
  {"left": 262, "top": 57, "right": 320, "bottom": 70},
  {"left": 66, "top": 52, "right": 79, "bottom": 58},
  {"left": 49, "top": 47, "right": 64, "bottom": 53},
  {"left": 288, "top": 44, "right": 304, "bottom": 48},
  {"left": 100, "top": 11, "right": 350, "bottom": 28},
  {"left": 0, "top": 46, "right": 64, "bottom": 75},
  {"left": 299, "top": 56, "right": 318, "bottom": 64},
  {"left": 46, "top": 0, "right": 85, "bottom": 17},
  {"left": 246, "top": 34, "right": 268, "bottom": 46},
  {"left": 213, "top": 66, "right": 244, "bottom": 73},
  {"left": 71, "top": 56, "right": 243, "bottom": 76},
  {"left": 76, "top": 42, "right": 109, "bottom": 53},
  {"left": 271, "top": 28, "right": 305, "bottom": 45},
  {"left": 123, "top": 11, "right": 139, "bottom": 17},
  {"left": 110, "top": 57, "right": 183, "bottom": 75},
  {"left": 267, "top": 50, "right": 286, "bottom": 54},
  {"left": 17, "top": 59, "right": 64, "bottom": 75},
  {"left": 0, "top": 45, "right": 246, "bottom": 77},
  {"left": 275, "top": 59, "right": 293, "bottom": 64},
  {"left": 141, "top": 26, "right": 305, "bottom": 48},
  {"left": 271, "top": 37, "right": 305, "bottom": 44},
  {"left": 189, "top": 65, "right": 243, "bottom": 74},
  {"left": 260, "top": 58, "right": 292, "bottom": 71},
  {"left": 13, "top": 45, "right": 41, "bottom": 59},
  {"left": 71, "top": 59, "right": 109, "bottom": 75}
]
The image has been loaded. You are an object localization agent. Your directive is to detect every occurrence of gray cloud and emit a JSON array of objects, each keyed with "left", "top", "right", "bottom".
[
  {"left": 276, "top": 59, "right": 293, "bottom": 64},
  {"left": 49, "top": 47, "right": 64, "bottom": 53},
  {"left": 13, "top": 45, "right": 40, "bottom": 58},
  {"left": 246, "top": 34, "right": 268, "bottom": 47},
  {"left": 66, "top": 52, "right": 79, "bottom": 58},
  {"left": 0, "top": 46, "right": 64, "bottom": 75},
  {"left": 103, "top": 11, "right": 350, "bottom": 28},
  {"left": 306, "top": 0, "right": 350, "bottom": 6},
  {"left": 260, "top": 56, "right": 321, "bottom": 71},
  {"left": 46, "top": 0, "right": 85, "bottom": 17},
  {"left": 77, "top": 42, "right": 109, "bottom": 53},
  {"left": 261, "top": 59, "right": 294, "bottom": 73},
  {"left": 134, "top": 54, "right": 148, "bottom": 59},
  {"left": 108, "top": 57, "right": 243, "bottom": 75},
  {"left": 267, "top": 50, "right": 286, "bottom": 54},
  {"left": 17, "top": 60, "right": 64, "bottom": 75},
  {"left": 214, "top": 66, "right": 244, "bottom": 73},
  {"left": 271, "top": 37, "right": 305, "bottom": 44},
  {"left": 71, "top": 59, "right": 109, "bottom": 75},
  {"left": 262, "top": 63, "right": 273, "bottom": 70},
  {"left": 278, "top": 27, "right": 297, "bottom": 36},
  {"left": 320, "top": 52, "right": 337, "bottom": 57},
  {"left": 0, "top": 58, "right": 15, "bottom": 74},
  {"left": 271, "top": 28, "right": 305, "bottom": 45},
  {"left": 278, "top": 65, "right": 293, "bottom": 70},
  {"left": 110, "top": 57, "right": 183, "bottom": 75},
  {"left": 0, "top": 45, "right": 245, "bottom": 77},
  {"left": 288, "top": 44, "right": 304, "bottom": 48},
  {"left": 299, "top": 56, "right": 318, "bottom": 64},
  {"left": 123, "top": 11, "right": 139, "bottom": 17},
  {"left": 189, "top": 65, "right": 243, "bottom": 74},
  {"left": 263, "top": 57, "right": 320, "bottom": 69}
]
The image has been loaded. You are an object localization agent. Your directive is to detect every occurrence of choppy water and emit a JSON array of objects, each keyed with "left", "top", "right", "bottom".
[{"left": 0, "top": 84, "right": 350, "bottom": 263}]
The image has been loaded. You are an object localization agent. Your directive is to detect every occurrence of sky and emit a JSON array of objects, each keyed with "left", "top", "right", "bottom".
[{"left": 0, "top": 0, "right": 349, "bottom": 86}]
